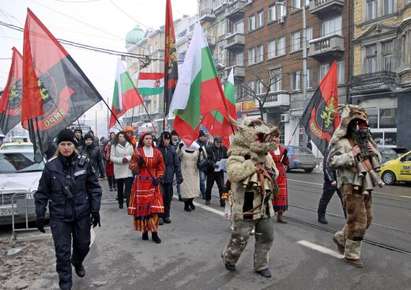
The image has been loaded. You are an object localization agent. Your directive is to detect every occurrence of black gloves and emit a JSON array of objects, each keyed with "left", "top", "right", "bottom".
[
  {"left": 36, "top": 217, "right": 45, "bottom": 233},
  {"left": 151, "top": 177, "right": 160, "bottom": 187},
  {"left": 137, "top": 156, "right": 145, "bottom": 167},
  {"left": 91, "top": 212, "right": 101, "bottom": 228},
  {"left": 244, "top": 154, "right": 251, "bottom": 160},
  {"left": 178, "top": 143, "right": 184, "bottom": 150},
  {"left": 177, "top": 177, "right": 184, "bottom": 184}
]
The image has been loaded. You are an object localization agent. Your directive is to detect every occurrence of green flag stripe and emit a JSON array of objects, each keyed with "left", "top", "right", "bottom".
[
  {"left": 176, "top": 71, "right": 202, "bottom": 128},
  {"left": 120, "top": 71, "right": 136, "bottom": 93},
  {"left": 201, "top": 47, "right": 218, "bottom": 82},
  {"left": 139, "top": 87, "right": 163, "bottom": 96},
  {"left": 112, "top": 80, "right": 120, "bottom": 110},
  {"left": 224, "top": 82, "right": 235, "bottom": 105},
  {"left": 212, "top": 111, "right": 224, "bottom": 123}
]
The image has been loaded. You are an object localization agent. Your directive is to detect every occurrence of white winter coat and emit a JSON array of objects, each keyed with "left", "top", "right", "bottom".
[{"left": 110, "top": 142, "right": 134, "bottom": 179}]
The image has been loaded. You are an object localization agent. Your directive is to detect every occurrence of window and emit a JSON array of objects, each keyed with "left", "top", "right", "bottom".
[
  {"left": 383, "top": 0, "right": 395, "bottom": 15},
  {"left": 268, "top": 5, "right": 276, "bottom": 22},
  {"left": 291, "top": 31, "right": 301, "bottom": 52},
  {"left": 256, "top": 45, "right": 264, "bottom": 63},
  {"left": 292, "top": 0, "right": 301, "bottom": 9},
  {"left": 278, "top": 36, "right": 286, "bottom": 55},
  {"left": 257, "top": 10, "right": 264, "bottom": 28},
  {"left": 366, "top": 0, "right": 377, "bottom": 20},
  {"left": 380, "top": 108, "right": 397, "bottom": 128},
  {"left": 270, "top": 68, "right": 282, "bottom": 92},
  {"left": 305, "top": 27, "right": 313, "bottom": 43},
  {"left": 321, "top": 16, "right": 342, "bottom": 36},
  {"left": 382, "top": 40, "right": 394, "bottom": 71},
  {"left": 248, "top": 48, "right": 256, "bottom": 65},
  {"left": 305, "top": 0, "right": 310, "bottom": 6},
  {"left": 268, "top": 40, "right": 276, "bottom": 59},
  {"left": 306, "top": 68, "right": 312, "bottom": 89},
  {"left": 319, "top": 63, "right": 330, "bottom": 80},
  {"left": 256, "top": 80, "right": 264, "bottom": 95},
  {"left": 248, "top": 15, "right": 256, "bottom": 32},
  {"left": 337, "top": 60, "right": 345, "bottom": 84},
  {"left": 217, "top": 20, "right": 226, "bottom": 36},
  {"left": 268, "top": 37, "right": 286, "bottom": 58},
  {"left": 235, "top": 52, "right": 244, "bottom": 66},
  {"left": 364, "top": 44, "right": 377, "bottom": 73},
  {"left": 291, "top": 71, "right": 301, "bottom": 91},
  {"left": 233, "top": 20, "right": 244, "bottom": 33}
]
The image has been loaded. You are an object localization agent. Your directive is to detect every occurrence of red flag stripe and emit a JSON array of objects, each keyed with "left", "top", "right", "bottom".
[{"left": 139, "top": 72, "right": 164, "bottom": 80}]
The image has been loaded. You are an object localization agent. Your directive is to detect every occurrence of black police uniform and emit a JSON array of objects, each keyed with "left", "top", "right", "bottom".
[
  {"left": 35, "top": 153, "right": 102, "bottom": 290},
  {"left": 317, "top": 151, "right": 345, "bottom": 223}
]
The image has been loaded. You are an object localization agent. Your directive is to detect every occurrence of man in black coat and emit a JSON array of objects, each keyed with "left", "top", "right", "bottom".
[
  {"left": 35, "top": 129, "right": 102, "bottom": 290},
  {"left": 158, "top": 131, "right": 183, "bottom": 224},
  {"left": 82, "top": 133, "right": 105, "bottom": 178},
  {"left": 73, "top": 128, "right": 84, "bottom": 151},
  {"left": 317, "top": 150, "right": 345, "bottom": 224},
  {"left": 205, "top": 137, "right": 228, "bottom": 207}
]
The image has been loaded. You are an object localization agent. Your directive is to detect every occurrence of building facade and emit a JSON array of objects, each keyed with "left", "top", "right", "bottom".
[{"left": 351, "top": 0, "right": 411, "bottom": 148}]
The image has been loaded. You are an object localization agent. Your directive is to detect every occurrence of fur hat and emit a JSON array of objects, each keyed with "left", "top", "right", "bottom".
[{"left": 56, "top": 129, "right": 76, "bottom": 144}]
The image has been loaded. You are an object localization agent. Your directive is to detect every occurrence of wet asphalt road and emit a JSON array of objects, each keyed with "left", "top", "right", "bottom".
[{"left": 19, "top": 172, "right": 411, "bottom": 290}]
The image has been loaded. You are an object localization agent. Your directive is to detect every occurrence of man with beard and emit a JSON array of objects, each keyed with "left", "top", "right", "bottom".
[
  {"left": 328, "top": 105, "right": 382, "bottom": 268},
  {"left": 82, "top": 133, "right": 105, "bottom": 179}
]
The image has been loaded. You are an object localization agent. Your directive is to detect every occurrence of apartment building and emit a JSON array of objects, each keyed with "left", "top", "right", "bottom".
[
  {"left": 243, "top": 0, "right": 350, "bottom": 147},
  {"left": 351, "top": 0, "right": 411, "bottom": 148}
]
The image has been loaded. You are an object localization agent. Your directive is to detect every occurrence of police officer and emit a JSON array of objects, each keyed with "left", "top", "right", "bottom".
[
  {"left": 35, "top": 129, "right": 102, "bottom": 290},
  {"left": 317, "top": 150, "right": 345, "bottom": 224}
]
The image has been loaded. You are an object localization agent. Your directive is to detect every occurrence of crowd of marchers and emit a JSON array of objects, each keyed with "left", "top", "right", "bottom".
[{"left": 34, "top": 105, "right": 380, "bottom": 289}]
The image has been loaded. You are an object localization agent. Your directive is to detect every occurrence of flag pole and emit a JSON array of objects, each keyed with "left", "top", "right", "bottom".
[{"left": 100, "top": 97, "right": 123, "bottom": 128}]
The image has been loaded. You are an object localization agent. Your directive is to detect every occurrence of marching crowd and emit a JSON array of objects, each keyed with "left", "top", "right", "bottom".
[{"left": 34, "top": 105, "right": 379, "bottom": 289}]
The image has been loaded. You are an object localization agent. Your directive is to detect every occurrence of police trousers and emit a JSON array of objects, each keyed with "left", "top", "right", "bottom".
[
  {"left": 50, "top": 216, "right": 91, "bottom": 290},
  {"left": 223, "top": 217, "right": 274, "bottom": 271}
]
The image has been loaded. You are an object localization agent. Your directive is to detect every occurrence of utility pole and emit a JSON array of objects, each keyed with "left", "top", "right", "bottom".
[{"left": 302, "top": 2, "right": 308, "bottom": 148}]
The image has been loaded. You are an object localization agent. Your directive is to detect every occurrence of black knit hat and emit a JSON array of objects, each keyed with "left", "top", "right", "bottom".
[
  {"left": 84, "top": 132, "right": 94, "bottom": 141},
  {"left": 56, "top": 129, "right": 75, "bottom": 144},
  {"left": 74, "top": 127, "right": 82, "bottom": 134}
]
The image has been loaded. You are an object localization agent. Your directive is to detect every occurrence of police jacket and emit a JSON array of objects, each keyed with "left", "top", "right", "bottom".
[
  {"left": 159, "top": 145, "right": 183, "bottom": 184},
  {"left": 34, "top": 153, "right": 102, "bottom": 221},
  {"left": 82, "top": 144, "right": 105, "bottom": 177}
]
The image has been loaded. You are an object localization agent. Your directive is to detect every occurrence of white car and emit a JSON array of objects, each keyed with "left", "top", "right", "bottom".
[{"left": 0, "top": 145, "right": 45, "bottom": 226}]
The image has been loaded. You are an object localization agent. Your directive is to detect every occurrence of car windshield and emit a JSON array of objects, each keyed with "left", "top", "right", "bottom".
[{"left": 0, "top": 152, "right": 44, "bottom": 173}]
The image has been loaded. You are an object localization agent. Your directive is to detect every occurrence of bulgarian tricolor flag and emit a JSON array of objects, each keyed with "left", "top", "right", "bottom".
[
  {"left": 109, "top": 60, "right": 144, "bottom": 128},
  {"left": 201, "top": 68, "right": 237, "bottom": 147},
  {"left": 169, "top": 23, "right": 231, "bottom": 145},
  {"left": 137, "top": 72, "right": 164, "bottom": 96}
]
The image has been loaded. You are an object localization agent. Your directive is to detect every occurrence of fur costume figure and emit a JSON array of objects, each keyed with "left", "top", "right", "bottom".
[
  {"left": 328, "top": 105, "right": 382, "bottom": 268},
  {"left": 222, "top": 118, "right": 279, "bottom": 278}
]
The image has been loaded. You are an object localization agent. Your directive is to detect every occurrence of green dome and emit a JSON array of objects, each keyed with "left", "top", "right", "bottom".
[{"left": 126, "top": 25, "right": 145, "bottom": 46}]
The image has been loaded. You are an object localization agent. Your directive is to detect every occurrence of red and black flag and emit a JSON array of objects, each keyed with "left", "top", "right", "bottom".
[
  {"left": 301, "top": 61, "right": 340, "bottom": 155},
  {"left": 164, "top": 0, "right": 178, "bottom": 116},
  {"left": 21, "top": 9, "right": 102, "bottom": 156},
  {"left": 0, "top": 48, "right": 23, "bottom": 135}
]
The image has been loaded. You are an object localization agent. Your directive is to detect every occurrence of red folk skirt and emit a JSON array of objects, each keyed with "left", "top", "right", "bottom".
[
  {"left": 128, "top": 175, "right": 164, "bottom": 232},
  {"left": 105, "top": 161, "right": 114, "bottom": 177},
  {"left": 272, "top": 161, "right": 288, "bottom": 212}
]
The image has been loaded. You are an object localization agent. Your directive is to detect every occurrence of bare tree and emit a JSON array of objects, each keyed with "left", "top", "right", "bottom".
[{"left": 239, "top": 70, "right": 283, "bottom": 121}]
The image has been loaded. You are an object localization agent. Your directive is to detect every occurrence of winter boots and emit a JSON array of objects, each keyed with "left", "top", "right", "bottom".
[{"left": 333, "top": 230, "right": 363, "bottom": 268}]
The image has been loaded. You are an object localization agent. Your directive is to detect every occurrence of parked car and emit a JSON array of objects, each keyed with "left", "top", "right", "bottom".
[
  {"left": 0, "top": 144, "right": 45, "bottom": 226},
  {"left": 378, "top": 146, "right": 409, "bottom": 163},
  {"left": 286, "top": 145, "right": 317, "bottom": 173},
  {"left": 0, "top": 141, "right": 33, "bottom": 151},
  {"left": 380, "top": 151, "right": 411, "bottom": 185}
]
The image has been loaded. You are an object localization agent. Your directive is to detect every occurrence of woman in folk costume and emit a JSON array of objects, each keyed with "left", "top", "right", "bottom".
[
  {"left": 269, "top": 128, "right": 289, "bottom": 223},
  {"left": 177, "top": 141, "right": 201, "bottom": 212},
  {"left": 104, "top": 132, "right": 116, "bottom": 192},
  {"left": 128, "top": 132, "right": 165, "bottom": 244}
]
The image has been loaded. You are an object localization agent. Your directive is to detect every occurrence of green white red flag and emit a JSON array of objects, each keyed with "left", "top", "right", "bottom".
[
  {"left": 169, "top": 23, "right": 230, "bottom": 145},
  {"left": 109, "top": 60, "right": 144, "bottom": 128},
  {"left": 138, "top": 72, "right": 164, "bottom": 96}
]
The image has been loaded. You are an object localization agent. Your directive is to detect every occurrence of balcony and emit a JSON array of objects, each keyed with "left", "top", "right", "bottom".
[
  {"left": 199, "top": 9, "right": 216, "bottom": 22},
  {"left": 224, "top": 32, "right": 245, "bottom": 50},
  {"left": 351, "top": 71, "right": 399, "bottom": 95},
  {"left": 309, "top": 0, "right": 344, "bottom": 17},
  {"left": 224, "top": 65, "right": 245, "bottom": 78},
  {"left": 264, "top": 92, "right": 290, "bottom": 108},
  {"left": 308, "top": 34, "right": 344, "bottom": 60},
  {"left": 226, "top": 0, "right": 249, "bottom": 19}
]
